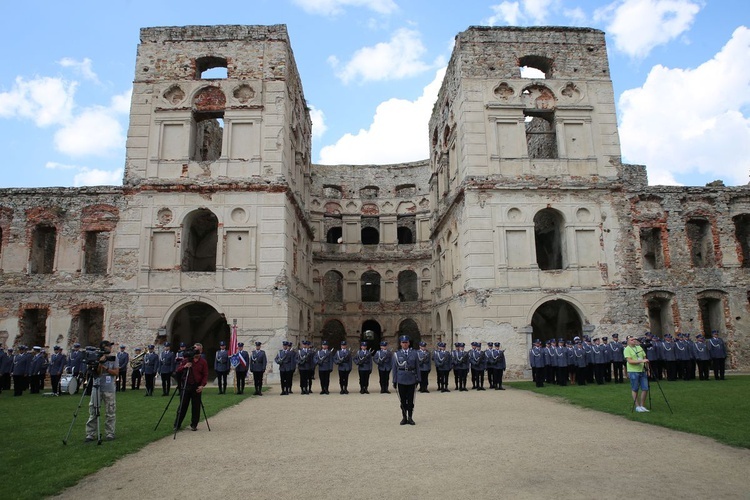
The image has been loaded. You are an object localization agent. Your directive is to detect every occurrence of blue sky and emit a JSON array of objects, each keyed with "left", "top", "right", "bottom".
[{"left": 0, "top": 0, "right": 748, "bottom": 188}]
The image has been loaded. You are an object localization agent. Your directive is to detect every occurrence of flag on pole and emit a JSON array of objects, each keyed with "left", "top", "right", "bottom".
[{"left": 229, "top": 322, "right": 242, "bottom": 368}]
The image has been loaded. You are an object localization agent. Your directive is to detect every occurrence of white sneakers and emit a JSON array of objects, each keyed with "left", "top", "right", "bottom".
[{"left": 635, "top": 406, "right": 650, "bottom": 412}]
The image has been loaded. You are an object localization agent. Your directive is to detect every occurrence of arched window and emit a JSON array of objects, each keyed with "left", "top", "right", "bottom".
[
  {"left": 191, "top": 87, "right": 225, "bottom": 162},
  {"left": 361, "top": 270, "right": 381, "bottom": 302},
  {"left": 398, "top": 318, "right": 421, "bottom": 346},
  {"left": 182, "top": 209, "right": 218, "bottom": 272},
  {"left": 195, "top": 56, "right": 228, "bottom": 79},
  {"left": 361, "top": 227, "right": 380, "bottom": 245},
  {"left": 398, "top": 270, "right": 419, "bottom": 302},
  {"left": 534, "top": 208, "right": 565, "bottom": 270},
  {"left": 326, "top": 227, "right": 343, "bottom": 244},
  {"left": 323, "top": 270, "right": 344, "bottom": 302}
]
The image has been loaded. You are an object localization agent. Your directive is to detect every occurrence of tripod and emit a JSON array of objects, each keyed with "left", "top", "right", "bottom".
[
  {"left": 630, "top": 366, "right": 673, "bottom": 414},
  {"left": 63, "top": 370, "right": 100, "bottom": 445},
  {"left": 154, "top": 364, "right": 210, "bottom": 439}
]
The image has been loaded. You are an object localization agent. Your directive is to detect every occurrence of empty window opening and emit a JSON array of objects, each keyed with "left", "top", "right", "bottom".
[
  {"left": 182, "top": 209, "right": 218, "bottom": 272},
  {"left": 361, "top": 271, "right": 381, "bottom": 302},
  {"left": 323, "top": 185, "right": 343, "bottom": 199},
  {"left": 361, "top": 217, "right": 380, "bottom": 245},
  {"left": 83, "top": 231, "right": 110, "bottom": 275},
  {"left": 530, "top": 299, "right": 582, "bottom": 344},
  {"left": 191, "top": 112, "right": 224, "bottom": 162},
  {"left": 19, "top": 308, "right": 48, "bottom": 348},
  {"left": 326, "top": 226, "right": 343, "bottom": 244},
  {"left": 321, "top": 319, "right": 346, "bottom": 348},
  {"left": 640, "top": 227, "right": 664, "bottom": 270},
  {"left": 71, "top": 307, "right": 104, "bottom": 348},
  {"left": 196, "top": 56, "right": 228, "bottom": 80},
  {"left": 534, "top": 209, "right": 564, "bottom": 270},
  {"left": 647, "top": 296, "right": 674, "bottom": 337},
  {"left": 323, "top": 271, "right": 344, "bottom": 302},
  {"left": 396, "top": 184, "right": 417, "bottom": 198},
  {"left": 397, "top": 227, "right": 413, "bottom": 245},
  {"left": 398, "top": 318, "right": 421, "bottom": 346},
  {"left": 525, "top": 111, "right": 557, "bottom": 159},
  {"left": 698, "top": 297, "right": 723, "bottom": 337},
  {"left": 360, "top": 186, "right": 379, "bottom": 199},
  {"left": 686, "top": 219, "right": 714, "bottom": 268},
  {"left": 398, "top": 270, "right": 419, "bottom": 302},
  {"left": 30, "top": 225, "right": 56, "bottom": 274},
  {"left": 518, "top": 55, "right": 553, "bottom": 79},
  {"left": 734, "top": 214, "right": 750, "bottom": 268}
]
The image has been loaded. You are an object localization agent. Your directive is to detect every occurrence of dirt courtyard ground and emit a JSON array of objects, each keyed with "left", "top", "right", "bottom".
[{"left": 54, "top": 380, "right": 750, "bottom": 500}]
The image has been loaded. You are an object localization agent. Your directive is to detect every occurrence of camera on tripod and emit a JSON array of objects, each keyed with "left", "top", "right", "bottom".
[
  {"left": 83, "top": 346, "right": 115, "bottom": 367},
  {"left": 638, "top": 337, "right": 653, "bottom": 350},
  {"left": 183, "top": 348, "right": 196, "bottom": 359}
]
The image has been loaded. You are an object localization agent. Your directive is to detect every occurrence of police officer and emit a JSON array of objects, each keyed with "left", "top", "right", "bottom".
[
  {"left": 661, "top": 334, "right": 678, "bottom": 381},
  {"left": 708, "top": 330, "right": 727, "bottom": 380},
  {"left": 492, "top": 342, "right": 506, "bottom": 390},
  {"left": 159, "top": 342, "right": 175, "bottom": 396},
  {"left": 235, "top": 342, "right": 251, "bottom": 394},
  {"left": 131, "top": 347, "right": 143, "bottom": 390},
  {"left": 0, "top": 347, "right": 12, "bottom": 392},
  {"left": 353, "top": 341, "right": 373, "bottom": 394},
  {"left": 417, "top": 341, "right": 431, "bottom": 393},
  {"left": 592, "top": 338, "right": 606, "bottom": 385},
  {"left": 314, "top": 340, "right": 334, "bottom": 395},
  {"left": 609, "top": 334, "right": 624, "bottom": 383},
  {"left": 373, "top": 341, "right": 392, "bottom": 394},
  {"left": 433, "top": 342, "right": 452, "bottom": 392},
  {"left": 529, "top": 339, "right": 545, "bottom": 388},
  {"left": 296, "top": 340, "right": 314, "bottom": 395},
  {"left": 67, "top": 343, "right": 84, "bottom": 390},
  {"left": 12, "top": 345, "right": 32, "bottom": 396},
  {"left": 29, "top": 346, "right": 45, "bottom": 394},
  {"left": 214, "top": 341, "right": 230, "bottom": 394},
  {"left": 116, "top": 344, "right": 129, "bottom": 392},
  {"left": 544, "top": 339, "right": 556, "bottom": 384},
  {"left": 572, "top": 338, "right": 587, "bottom": 385},
  {"left": 333, "top": 340, "right": 352, "bottom": 394},
  {"left": 275, "top": 341, "right": 296, "bottom": 395},
  {"left": 452, "top": 342, "right": 469, "bottom": 391},
  {"left": 250, "top": 341, "right": 268, "bottom": 395},
  {"left": 392, "top": 335, "right": 419, "bottom": 425},
  {"left": 556, "top": 339, "right": 569, "bottom": 386},
  {"left": 142, "top": 344, "right": 159, "bottom": 396},
  {"left": 469, "top": 342, "right": 486, "bottom": 390},
  {"left": 49, "top": 345, "right": 67, "bottom": 396}
]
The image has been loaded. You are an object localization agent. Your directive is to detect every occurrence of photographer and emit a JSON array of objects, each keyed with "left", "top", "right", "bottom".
[
  {"left": 174, "top": 349, "right": 208, "bottom": 431},
  {"left": 624, "top": 336, "right": 649, "bottom": 413},
  {"left": 85, "top": 340, "right": 118, "bottom": 442}
]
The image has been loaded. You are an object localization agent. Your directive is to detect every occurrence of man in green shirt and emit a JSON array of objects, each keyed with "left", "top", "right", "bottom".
[{"left": 624, "top": 335, "right": 649, "bottom": 412}]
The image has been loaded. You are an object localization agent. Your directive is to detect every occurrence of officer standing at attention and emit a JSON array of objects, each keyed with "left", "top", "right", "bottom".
[
  {"left": 609, "top": 334, "right": 624, "bottom": 383},
  {"left": 49, "top": 346, "right": 67, "bottom": 396},
  {"left": 116, "top": 344, "right": 129, "bottom": 392},
  {"left": 275, "top": 340, "right": 296, "bottom": 395},
  {"left": 314, "top": 340, "right": 334, "bottom": 394},
  {"left": 529, "top": 339, "right": 545, "bottom": 387},
  {"left": 392, "top": 335, "right": 419, "bottom": 425},
  {"left": 373, "top": 341, "right": 392, "bottom": 394},
  {"left": 131, "top": 347, "right": 143, "bottom": 390},
  {"left": 452, "top": 342, "right": 469, "bottom": 391},
  {"left": 215, "top": 340, "right": 230, "bottom": 394},
  {"left": 68, "top": 343, "right": 84, "bottom": 389},
  {"left": 250, "top": 341, "right": 268, "bottom": 395},
  {"left": 142, "top": 344, "right": 159, "bottom": 396},
  {"left": 0, "top": 347, "right": 12, "bottom": 392},
  {"left": 469, "top": 342, "right": 486, "bottom": 390},
  {"left": 159, "top": 342, "right": 175, "bottom": 396},
  {"left": 333, "top": 340, "right": 352, "bottom": 394},
  {"left": 296, "top": 340, "right": 314, "bottom": 395},
  {"left": 235, "top": 342, "right": 250, "bottom": 394},
  {"left": 493, "top": 342, "right": 506, "bottom": 390},
  {"left": 708, "top": 330, "right": 727, "bottom": 380},
  {"left": 12, "top": 345, "right": 31, "bottom": 396},
  {"left": 432, "top": 342, "right": 452, "bottom": 392},
  {"left": 29, "top": 346, "right": 45, "bottom": 394},
  {"left": 417, "top": 341, "right": 431, "bottom": 393},
  {"left": 353, "top": 341, "right": 373, "bottom": 394}
]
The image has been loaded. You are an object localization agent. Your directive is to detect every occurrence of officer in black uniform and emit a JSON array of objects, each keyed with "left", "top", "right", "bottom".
[
  {"left": 353, "top": 341, "right": 373, "bottom": 394},
  {"left": 296, "top": 340, "right": 314, "bottom": 394},
  {"left": 333, "top": 340, "right": 352, "bottom": 394},
  {"left": 452, "top": 342, "right": 469, "bottom": 391},
  {"left": 314, "top": 340, "right": 334, "bottom": 394},
  {"left": 249, "top": 341, "right": 267, "bottom": 395},
  {"left": 392, "top": 335, "right": 419, "bottom": 425},
  {"left": 12, "top": 345, "right": 31, "bottom": 396},
  {"left": 235, "top": 342, "right": 251, "bottom": 394},
  {"left": 116, "top": 344, "right": 129, "bottom": 392},
  {"left": 417, "top": 341, "right": 431, "bottom": 393},
  {"left": 214, "top": 341, "right": 230, "bottom": 394},
  {"left": 159, "top": 342, "right": 175, "bottom": 395},
  {"left": 142, "top": 344, "right": 159, "bottom": 396},
  {"left": 373, "top": 341, "right": 392, "bottom": 393},
  {"left": 275, "top": 341, "right": 296, "bottom": 395}
]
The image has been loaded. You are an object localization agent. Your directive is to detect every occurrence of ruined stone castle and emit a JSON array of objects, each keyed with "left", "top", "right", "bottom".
[{"left": 0, "top": 25, "right": 746, "bottom": 377}]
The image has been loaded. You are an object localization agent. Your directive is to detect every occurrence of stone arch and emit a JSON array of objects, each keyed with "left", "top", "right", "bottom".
[
  {"left": 534, "top": 208, "right": 566, "bottom": 270},
  {"left": 397, "top": 318, "right": 421, "bottom": 348},
  {"left": 321, "top": 319, "right": 346, "bottom": 348},
  {"left": 181, "top": 208, "right": 219, "bottom": 272},
  {"left": 360, "top": 319, "right": 382, "bottom": 351},
  {"left": 361, "top": 270, "right": 381, "bottom": 302},
  {"left": 529, "top": 297, "right": 584, "bottom": 344}
]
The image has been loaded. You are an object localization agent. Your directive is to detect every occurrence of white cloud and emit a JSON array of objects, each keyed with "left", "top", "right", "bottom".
[
  {"left": 54, "top": 105, "right": 125, "bottom": 157},
  {"left": 309, "top": 105, "right": 327, "bottom": 141},
  {"left": 618, "top": 27, "right": 750, "bottom": 186},
  {"left": 318, "top": 67, "right": 445, "bottom": 165},
  {"left": 45, "top": 161, "right": 77, "bottom": 170},
  {"left": 0, "top": 76, "right": 76, "bottom": 126},
  {"left": 485, "top": 0, "right": 560, "bottom": 26},
  {"left": 59, "top": 57, "right": 99, "bottom": 83},
  {"left": 331, "top": 28, "right": 439, "bottom": 84},
  {"left": 292, "top": 0, "right": 397, "bottom": 16},
  {"left": 73, "top": 167, "right": 123, "bottom": 187},
  {"left": 595, "top": 0, "right": 701, "bottom": 58}
]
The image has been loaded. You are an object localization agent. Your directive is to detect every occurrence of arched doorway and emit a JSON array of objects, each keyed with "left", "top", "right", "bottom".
[
  {"left": 360, "top": 319, "right": 382, "bottom": 351},
  {"left": 168, "top": 302, "right": 229, "bottom": 377},
  {"left": 397, "top": 318, "right": 421, "bottom": 348},
  {"left": 531, "top": 299, "right": 582, "bottom": 344},
  {"left": 321, "top": 319, "right": 346, "bottom": 350}
]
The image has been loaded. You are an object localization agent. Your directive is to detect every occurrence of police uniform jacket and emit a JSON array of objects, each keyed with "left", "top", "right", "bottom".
[
  {"left": 608, "top": 342, "right": 623, "bottom": 362},
  {"left": 675, "top": 340, "right": 690, "bottom": 361},
  {"left": 469, "top": 349, "right": 486, "bottom": 370},
  {"left": 275, "top": 348, "right": 296, "bottom": 373},
  {"left": 433, "top": 350, "right": 452, "bottom": 371},
  {"left": 159, "top": 350, "right": 175, "bottom": 374},
  {"left": 315, "top": 348, "right": 334, "bottom": 372},
  {"left": 572, "top": 345, "right": 587, "bottom": 367},
  {"left": 660, "top": 341, "right": 677, "bottom": 361},
  {"left": 648, "top": 340, "right": 662, "bottom": 361},
  {"left": 49, "top": 352, "right": 67, "bottom": 376},
  {"left": 296, "top": 348, "right": 315, "bottom": 371},
  {"left": 353, "top": 349, "right": 373, "bottom": 371},
  {"left": 333, "top": 348, "right": 352, "bottom": 371},
  {"left": 708, "top": 337, "right": 727, "bottom": 359},
  {"left": 250, "top": 349, "right": 268, "bottom": 372},
  {"left": 373, "top": 349, "right": 392, "bottom": 372},
  {"left": 12, "top": 352, "right": 31, "bottom": 376},
  {"left": 237, "top": 350, "right": 251, "bottom": 372},
  {"left": 30, "top": 353, "right": 45, "bottom": 375},
  {"left": 392, "top": 348, "right": 420, "bottom": 385},
  {"left": 592, "top": 344, "right": 606, "bottom": 364},
  {"left": 529, "top": 347, "right": 545, "bottom": 369},
  {"left": 583, "top": 343, "right": 594, "bottom": 364},
  {"left": 544, "top": 346, "right": 556, "bottom": 367},
  {"left": 692, "top": 341, "right": 710, "bottom": 361},
  {"left": 142, "top": 351, "right": 159, "bottom": 375},
  {"left": 0, "top": 350, "right": 7, "bottom": 374},
  {"left": 452, "top": 349, "right": 470, "bottom": 370},
  {"left": 67, "top": 349, "right": 83, "bottom": 374},
  {"left": 214, "top": 349, "right": 230, "bottom": 372},
  {"left": 117, "top": 350, "right": 129, "bottom": 371},
  {"left": 485, "top": 349, "right": 497, "bottom": 370},
  {"left": 417, "top": 349, "right": 431, "bottom": 372},
  {"left": 555, "top": 346, "right": 569, "bottom": 367},
  {"left": 495, "top": 349, "right": 507, "bottom": 370}
]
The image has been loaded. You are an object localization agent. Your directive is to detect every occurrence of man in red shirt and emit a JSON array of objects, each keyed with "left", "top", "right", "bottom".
[{"left": 174, "top": 350, "right": 208, "bottom": 431}]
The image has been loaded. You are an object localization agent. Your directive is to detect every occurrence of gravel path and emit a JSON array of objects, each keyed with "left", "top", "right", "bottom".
[{"left": 54, "top": 381, "right": 750, "bottom": 500}]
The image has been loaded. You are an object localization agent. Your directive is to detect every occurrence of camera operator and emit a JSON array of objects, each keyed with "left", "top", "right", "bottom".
[
  {"left": 174, "top": 349, "right": 208, "bottom": 431},
  {"left": 624, "top": 336, "right": 650, "bottom": 413},
  {"left": 85, "top": 340, "right": 118, "bottom": 442}
]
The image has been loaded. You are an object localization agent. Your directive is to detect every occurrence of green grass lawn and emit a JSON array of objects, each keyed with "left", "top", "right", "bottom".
[
  {"left": 506, "top": 374, "right": 750, "bottom": 449},
  {"left": 0, "top": 386, "right": 256, "bottom": 500}
]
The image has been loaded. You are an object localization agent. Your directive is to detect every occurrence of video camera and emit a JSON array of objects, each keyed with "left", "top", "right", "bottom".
[
  {"left": 83, "top": 346, "right": 116, "bottom": 367},
  {"left": 638, "top": 337, "right": 653, "bottom": 351}
]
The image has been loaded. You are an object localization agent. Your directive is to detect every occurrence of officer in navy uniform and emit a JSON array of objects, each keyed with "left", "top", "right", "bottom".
[
  {"left": 485, "top": 342, "right": 497, "bottom": 389},
  {"left": 708, "top": 330, "right": 727, "bottom": 380},
  {"left": 544, "top": 340, "right": 556, "bottom": 384},
  {"left": 29, "top": 346, "right": 45, "bottom": 394},
  {"left": 275, "top": 341, "right": 296, "bottom": 395},
  {"left": 67, "top": 343, "right": 84, "bottom": 390},
  {"left": 452, "top": 342, "right": 469, "bottom": 391},
  {"left": 214, "top": 341, "right": 230, "bottom": 394},
  {"left": 235, "top": 342, "right": 251, "bottom": 394},
  {"left": 592, "top": 338, "right": 606, "bottom": 385},
  {"left": 353, "top": 341, "right": 373, "bottom": 394},
  {"left": 469, "top": 342, "right": 486, "bottom": 390},
  {"left": 392, "top": 335, "right": 419, "bottom": 425},
  {"left": 131, "top": 347, "right": 143, "bottom": 390},
  {"left": 693, "top": 334, "right": 711, "bottom": 380},
  {"left": 432, "top": 342, "right": 452, "bottom": 392},
  {"left": 609, "top": 334, "right": 624, "bottom": 383},
  {"left": 661, "top": 334, "right": 678, "bottom": 381},
  {"left": 12, "top": 345, "right": 32, "bottom": 396},
  {"left": 249, "top": 341, "right": 267, "bottom": 395},
  {"left": 314, "top": 340, "right": 334, "bottom": 394},
  {"left": 142, "top": 344, "right": 159, "bottom": 396},
  {"left": 159, "top": 342, "right": 175, "bottom": 395},
  {"left": 0, "top": 347, "right": 12, "bottom": 392},
  {"left": 555, "top": 339, "right": 569, "bottom": 386},
  {"left": 116, "top": 344, "right": 129, "bottom": 392},
  {"left": 417, "top": 341, "right": 431, "bottom": 393},
  {"left": 373, "top": 341, "right": 392, "bottom": 394},
  {"left": 296, "top": 340, "right": 314, "bottom": 394},
  {"left": 333, "top": 340, "right": 352, "bottom": 394},
  {"left": 492, "top": 342, "right": 506, "bottom": 390},
  {"left": 49, "top": 346, "right": 67, "bottom": 396},
  {"left": 529, "top": 339, "right": 545, "bottom": 387}
]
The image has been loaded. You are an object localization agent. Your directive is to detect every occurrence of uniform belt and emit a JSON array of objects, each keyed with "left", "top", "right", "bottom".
[{"left": 398, "top": 368, "right": 415, "bottom": 372}]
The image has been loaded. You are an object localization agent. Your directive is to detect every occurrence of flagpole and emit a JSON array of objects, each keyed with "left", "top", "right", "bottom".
[{"left": 231, "top": 319, "right": 238, "bottom": 394}]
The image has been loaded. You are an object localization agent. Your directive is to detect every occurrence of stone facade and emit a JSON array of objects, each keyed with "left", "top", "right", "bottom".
[{"left": 0, "top": 25, "right": 746, "bottom": 377}]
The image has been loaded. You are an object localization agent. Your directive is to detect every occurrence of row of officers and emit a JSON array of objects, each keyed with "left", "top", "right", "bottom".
[{"left": 528, "top": 331, "right": 729, "bottom": 388}]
